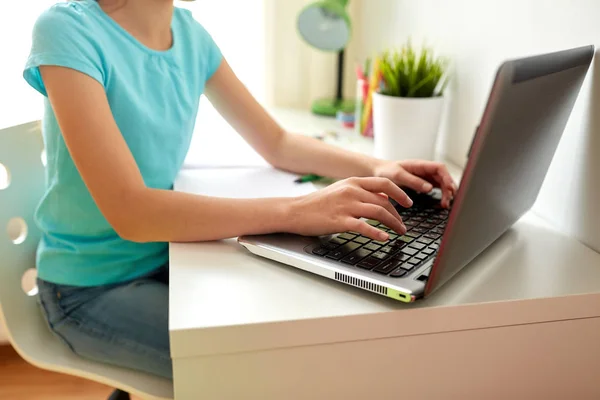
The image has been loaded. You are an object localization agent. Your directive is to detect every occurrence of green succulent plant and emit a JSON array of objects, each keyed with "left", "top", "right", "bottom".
[{"left": 378, "top": 40, "right": 449, "bottom": 98}]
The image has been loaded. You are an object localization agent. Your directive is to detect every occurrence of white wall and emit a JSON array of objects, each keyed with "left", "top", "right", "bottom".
[
  {"left": 265, "top": 0, "right": 362, "bottom": 109},
  {"left": 356, "top": 0, "right": 600, "bottom": 252}
]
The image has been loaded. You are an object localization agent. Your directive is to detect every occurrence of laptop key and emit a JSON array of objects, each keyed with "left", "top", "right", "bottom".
[
  {"left": 372, "top": 239, "right": 389, "bottom": 246},
  {"left": 409, "top": 242, "right": 426, "bottom": 250},
  {"left": 312, "top": 246, "right": 329, "bottom": 256},
  {"left": 424, "top": 233, "right": 441, "bottom": 240},
  {"left": 412, "top": 227, "right": 428, "bottom": 234},
  {"left": 366, "top": 219, "right": 380, "bottom": 226},
  {"left": 372, "top": 251, "right": 390, "bottom": 261},
  {"left": 342, "top": 248, "right": 373, "bottom": 265},
  {"left": 422, "top": 248, "right": 435, "bottom": 255},
  {"left": 408, "top": 257, "right": 422, "bottom": 265},
  {"left": 397, "top": 235, "right": 414, "bottom": 244},
  {"left": 419, "top": 222, "right": 436, "bottom": 229},
  {"left": 399, "top": 262, "right": 414, "bottom": 271},
  {"left": 394, "top": 254, "right": 411, "bottom": 263},
  {"left": 401, "top": 247, "right": 418, "bottom": 256},
  {"left": 429, "top": 243, "right": 440, "bottom": 250},
  {"left": 405, "top": 231, "right": 421, "bottom": 238},
  {"left": 390, "top": 240, "right": 407, "bottom": 249},
  {"left": 431, "top": 228, "right": 445, "bottom": 235},
  {"left": 326, "top": 242, "right": 361, "bottom": 260},
  {"left": 380, "top": 245, "right": 398, "bottom": 254},
  {"left": 329, "top": 237, "right": 348, "bottom": 246},
  {"left": 373, "top": 258, "right": 401, "bottom": 274},
  {"left": 417, "top": 237, "right": 433, "bottom": 245},
  {"left": 338, "top": 232, "right": 357, "bottom": 241},
  {"left": 357, "top": 256, "right": 382, "bottom": 270},
  {"left": 415, "top": 252, "right": 429, "bottom": 260},
  {"left": 353, "top": 236, "right": 371, "bottom": 244},
  {"left": 389, "top": 267, "right": 407, "bottom": 277},
  {"left": 364, "top": 243, "right": 381, "bottom": 252}
]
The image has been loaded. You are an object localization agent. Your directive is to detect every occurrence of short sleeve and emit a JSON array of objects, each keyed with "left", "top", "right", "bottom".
[
  {"left": 23, "top": 4, "right": 105, "bottom": 96},
  {"left": 195, "top": 23, "right": 223, "bottom": 80}
]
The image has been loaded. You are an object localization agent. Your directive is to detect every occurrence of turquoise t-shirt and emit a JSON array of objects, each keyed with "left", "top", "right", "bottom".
[{"left": 23, "top": 0, "right": 222, "bottom": 286}]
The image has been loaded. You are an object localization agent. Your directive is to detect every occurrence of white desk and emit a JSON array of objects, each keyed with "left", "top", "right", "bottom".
[{"left": 170, "top": 108, "right": 600, "bottom": 399}]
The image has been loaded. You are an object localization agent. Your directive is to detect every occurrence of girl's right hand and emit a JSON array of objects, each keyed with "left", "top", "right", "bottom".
[{"left": 287, "top": 177, "right": 413, "bottom": 241}]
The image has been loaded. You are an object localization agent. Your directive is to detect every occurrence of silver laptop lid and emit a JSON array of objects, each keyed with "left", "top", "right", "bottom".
[{"left": 426, "top": 45, "right": 594, "bottom": 296}]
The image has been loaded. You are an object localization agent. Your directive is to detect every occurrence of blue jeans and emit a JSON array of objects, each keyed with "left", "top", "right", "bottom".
[{"left": 37, "top": 265, "right": 172, "bottom": 379}]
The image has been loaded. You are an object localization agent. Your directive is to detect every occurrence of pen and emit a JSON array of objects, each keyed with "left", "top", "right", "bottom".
[{"left": 294, "top": 174, "right": 323, "bottom": 183}]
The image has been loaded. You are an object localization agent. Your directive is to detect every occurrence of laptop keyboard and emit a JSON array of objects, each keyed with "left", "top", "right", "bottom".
[{"left": 310, "top": 195, "right": 449, "bottom": 279}]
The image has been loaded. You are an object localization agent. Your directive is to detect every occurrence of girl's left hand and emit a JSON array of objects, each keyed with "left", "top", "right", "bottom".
[{"left": 372, "top": 160, "right": 458, "bottom": 208}]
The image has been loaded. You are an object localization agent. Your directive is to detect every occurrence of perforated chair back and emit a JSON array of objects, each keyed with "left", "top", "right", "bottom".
[{"left": 0, "top": 121, "right": 172, "bottom": 400}]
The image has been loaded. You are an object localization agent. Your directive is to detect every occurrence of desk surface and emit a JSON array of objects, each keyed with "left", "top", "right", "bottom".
[{"left": 169, "top": 108, "right": 600, "bottom": 359}]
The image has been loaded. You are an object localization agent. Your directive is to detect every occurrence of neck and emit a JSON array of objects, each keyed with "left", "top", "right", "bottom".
[{"left": 98, "top": 0, "right": 174, "bottom": 51}]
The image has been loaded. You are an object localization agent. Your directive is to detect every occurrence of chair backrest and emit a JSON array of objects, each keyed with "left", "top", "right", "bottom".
[
  {"left": 0, "top": 121, "right": 46, "bottom": 353},
  {"left": 0, "top": 121, "right": 174, "bottom": 400}
]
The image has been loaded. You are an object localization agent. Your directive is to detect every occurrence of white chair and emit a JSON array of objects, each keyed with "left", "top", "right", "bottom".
[{"left": 0, "top": 121, "right": 173, "bottom": 400}]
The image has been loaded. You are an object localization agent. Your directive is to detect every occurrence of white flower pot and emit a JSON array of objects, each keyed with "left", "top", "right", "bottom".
[{"left": 373, "top": 92, "right": 444, "bottom": 161}]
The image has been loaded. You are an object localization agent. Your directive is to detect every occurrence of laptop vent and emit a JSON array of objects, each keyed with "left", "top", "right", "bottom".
[{"left": 334, "top": 272, "right": 387, "bottom": 295}]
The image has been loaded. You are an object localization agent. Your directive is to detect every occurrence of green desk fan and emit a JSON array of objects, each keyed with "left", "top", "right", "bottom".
[{"left": 298, "top": 0, "right": 355, "bottom": 117}]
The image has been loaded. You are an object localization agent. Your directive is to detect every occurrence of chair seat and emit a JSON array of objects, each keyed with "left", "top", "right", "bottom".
[{"left": 2, "top": 311, "right": 173, "bottom": 400}]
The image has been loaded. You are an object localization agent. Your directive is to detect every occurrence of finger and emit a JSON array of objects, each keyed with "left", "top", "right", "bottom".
[
  {"left": 347, "top": 218, "right": 389, "bottom": 241},
  {"left": 431, "top": 166, "right": 456, "bottom": 194},
  {"left": 355, "top": 177, "right": 413, "bottom": 208},
  {"left": 441, "top": 190, "right": 450, "bottom": 209},
  {"left": 355, "top": 203, "right": 406, "bottom": 235},
  {"left": 407, "top": 161, "right": 455, "bottom": 189},
  {"left": 433, "top": 172, "right": 455, "bottom": 208},
  {"left": 405, "top": 160, "right": 445, "bottom": 177},
  {"left": 361, "top": 191, "right": 406, "bottom": 230},
  {"left": 395, "top": 170, "right": 434, "bottom": 193}
]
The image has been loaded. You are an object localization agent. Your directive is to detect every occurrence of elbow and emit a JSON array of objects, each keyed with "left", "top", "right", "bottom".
[
  {"left": 112, "top": 220, "right": 149, "bottom": 243},
  {"left": 262, "top": 129, "right": 289, "bottom": 169},
  {"left": 104, "top": 190, "right": 154, "bottom": 243},
  {"left": 109, "top": 213, "right": 150, "bottom": 243}
]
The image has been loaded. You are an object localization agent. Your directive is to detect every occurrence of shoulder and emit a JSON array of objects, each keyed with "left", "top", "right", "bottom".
[
  {"left": 25, "top": 1, "right": 106, "bottom": 93},
  {"left": 34, "top": 1, "right": 96, "bottom": 35},
  {"left": 31, "top": 1, "right": 102, "bottom": 56},
  {"left": 173, "top": 7, "right": 215, "bottom": 43},
  {"left": 172, "top": 8, "right": 222, "bottom": 79}
]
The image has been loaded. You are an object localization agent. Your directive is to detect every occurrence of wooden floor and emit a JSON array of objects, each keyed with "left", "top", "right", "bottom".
[{"left": 0, "top": 345, "right": 115, "bottom": 400}]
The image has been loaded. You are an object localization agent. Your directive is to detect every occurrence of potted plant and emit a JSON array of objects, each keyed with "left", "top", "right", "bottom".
[{"left": 373, "top": 40, "right": 449, "bottom": 161}]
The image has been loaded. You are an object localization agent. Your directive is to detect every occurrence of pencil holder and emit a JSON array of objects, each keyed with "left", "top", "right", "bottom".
[{"left": 354, "top": 78, "right": 370, "bottom": 136}]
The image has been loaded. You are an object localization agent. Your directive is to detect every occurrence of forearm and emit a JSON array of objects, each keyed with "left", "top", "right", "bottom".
[
  {"left": 270, "top": 132, "right": 383, "bottom": 179},
  {"left": 118, "top": 188, "right": 295, "bottom": 243}
]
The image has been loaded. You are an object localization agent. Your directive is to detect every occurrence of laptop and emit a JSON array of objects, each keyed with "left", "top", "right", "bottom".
[{"left": 238, "top": 45, "right": 594, "bottom": 303}]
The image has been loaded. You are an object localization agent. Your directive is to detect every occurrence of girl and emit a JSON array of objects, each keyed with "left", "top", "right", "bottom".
[{"left": 24, "top": 0, "right": 456, "bottom": 380}]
